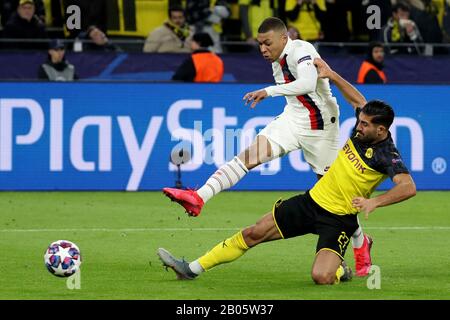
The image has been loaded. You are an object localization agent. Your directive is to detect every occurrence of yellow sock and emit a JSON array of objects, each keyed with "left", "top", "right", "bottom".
[
  {"left": 198, "top": 231, "right": 249, "bottom": 271},
  {"left": 335, "top": 265, "right": 345, "bottom": 284}
]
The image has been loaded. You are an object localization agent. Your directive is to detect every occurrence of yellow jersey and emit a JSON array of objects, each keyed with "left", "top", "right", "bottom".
[{"left": 310, "top": 110, "right": 409, "bottom": 215}]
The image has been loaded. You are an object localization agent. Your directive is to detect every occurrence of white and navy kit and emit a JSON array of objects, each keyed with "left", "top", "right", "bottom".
[{"left": 258, "top": 38, "right": 340, "bottom": 175}]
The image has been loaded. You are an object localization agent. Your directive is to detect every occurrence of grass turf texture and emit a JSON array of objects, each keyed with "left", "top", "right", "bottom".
[{"left": 0, "top": 191, "right": 449, "bottom": 300}]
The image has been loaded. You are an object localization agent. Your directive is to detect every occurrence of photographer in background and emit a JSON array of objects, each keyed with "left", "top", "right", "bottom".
[
  {"left": 382, "top": 2, "right": 423, "bottom": 54},
  {"left": 408, "top": 0, "right": 442, "bottom": 45}
]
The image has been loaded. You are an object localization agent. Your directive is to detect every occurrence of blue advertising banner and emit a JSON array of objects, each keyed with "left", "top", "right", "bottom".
[{"left": 0, "top": 83, "right": 448, "bottom": 190}]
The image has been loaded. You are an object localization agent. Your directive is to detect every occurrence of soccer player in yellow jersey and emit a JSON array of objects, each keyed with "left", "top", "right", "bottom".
[{"left": 157, "top": 58, "right": 416, "bottom": 284}]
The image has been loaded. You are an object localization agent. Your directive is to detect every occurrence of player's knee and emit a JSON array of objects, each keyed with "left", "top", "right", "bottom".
[
  {"left": 237, "top": 153, "right": 256, "bottom": 170},
  {"left": 311, "top": 270, "right": 335, "bottom": 285},
  {"left": 242, "top": 225, "right": 264, "bottom": 247},
  {"left": 257, "top": 139, "right": 273, "bottom": 162},
  {"left": 240, "top": 136, "right": 273, "bottom": 168}
]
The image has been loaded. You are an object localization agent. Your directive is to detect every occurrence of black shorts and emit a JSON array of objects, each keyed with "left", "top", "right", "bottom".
[{"left": 273, "top": 191, "right": 359, "bottom": 260}]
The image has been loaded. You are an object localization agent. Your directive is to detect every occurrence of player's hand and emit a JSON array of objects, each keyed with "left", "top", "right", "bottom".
[
  {"left": 243, "top": 89, "right": 268, "bottom": 108},
  {"left": 313, "top": 58, "right": 334, "bottom": 80},
  {"left": 352, "top": 197, "right": 377, "bottom": 219}
]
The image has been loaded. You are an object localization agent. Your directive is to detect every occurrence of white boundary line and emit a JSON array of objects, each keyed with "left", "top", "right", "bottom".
[{"left": 0, "top": 226, "right": 449, "bottom": 233}]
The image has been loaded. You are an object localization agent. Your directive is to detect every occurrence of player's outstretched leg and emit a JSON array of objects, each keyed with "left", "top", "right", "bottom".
[
  {"left": 157, "top": 231, "right": 250, "bottom": 280},
  {"left": 158, "top": 212, "right": 282, "bottom": 280},
  {"left": 162, "top": 155, "right": 247, "bottom": 216},
  {"left": 162, "top": 136, "right": 275, "bottom": 216}
]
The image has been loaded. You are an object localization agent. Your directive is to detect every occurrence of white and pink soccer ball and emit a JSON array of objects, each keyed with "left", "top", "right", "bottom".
[{"left": 44, "top": 240, "right": 82, "bottom": 277}]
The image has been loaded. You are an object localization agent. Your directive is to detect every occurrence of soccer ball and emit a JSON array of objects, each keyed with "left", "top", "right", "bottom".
[{"left": 44, "top": 240, "right": 82, "bottom": 277}]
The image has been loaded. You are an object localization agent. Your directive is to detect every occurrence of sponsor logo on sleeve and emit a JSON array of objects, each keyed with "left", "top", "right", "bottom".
[{"left": 297, "top": 55, "right": 312, "bottom": 64}]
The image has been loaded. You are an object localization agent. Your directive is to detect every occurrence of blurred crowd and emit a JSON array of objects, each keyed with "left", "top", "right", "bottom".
[
  {"left": 0, "top": 0, "right": 449, "bottom": 82},
  {"left": 0, "top": 0, "right": 121, "bottom": 51},
  {"left": 0, "top": 0, "right": 449, "bottom": 54},
  {"left": 150, "top": 0, "right": 450, "bottom": 55}
]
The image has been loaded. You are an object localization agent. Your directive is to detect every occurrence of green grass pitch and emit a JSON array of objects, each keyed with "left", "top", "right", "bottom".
[{"left": 0, "top": 191, "right": 449, "bottom": 300}]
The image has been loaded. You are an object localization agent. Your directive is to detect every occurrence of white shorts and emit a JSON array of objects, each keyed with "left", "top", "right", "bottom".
[{"left": 258, "top": 110, "right": 340, "bottom": 175}]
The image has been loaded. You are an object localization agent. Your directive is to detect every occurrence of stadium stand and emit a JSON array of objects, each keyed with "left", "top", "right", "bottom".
[{"left": 0, "top": 0, "right": 449, "bottom": 81}]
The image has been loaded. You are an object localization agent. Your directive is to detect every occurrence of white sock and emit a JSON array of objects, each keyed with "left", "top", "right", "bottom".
[
  {"left": 196, "top": 157, "right": 249, "bottom": 203},
  {"left": 189, "top": 260, "right": 204, "bottom": 275},
  {"left": 351, "top": 225, "right": 364, "bottom": 249}
]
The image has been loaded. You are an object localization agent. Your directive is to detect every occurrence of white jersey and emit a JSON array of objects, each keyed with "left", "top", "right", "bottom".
[{"left": 264, "top": 38, "right": 339, "bottom": 130}]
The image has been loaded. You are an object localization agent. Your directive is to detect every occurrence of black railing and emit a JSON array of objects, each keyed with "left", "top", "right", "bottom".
[{"left": 0, "top": 38, "right": 449, "bottom": 54}]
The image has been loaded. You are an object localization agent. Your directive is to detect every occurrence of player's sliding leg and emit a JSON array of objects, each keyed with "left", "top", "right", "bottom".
[
  {"left": 163, "top": 135, "right": 281, "bottom": 216},
  {"left": 352, "top": 216, "right": 373, "bottom": 276},
  {"left": 157, "top": 211, "right": 282, "bottom": 279},
  {"left": 311, "top": 250, "right": 352, "bottom": 285}
]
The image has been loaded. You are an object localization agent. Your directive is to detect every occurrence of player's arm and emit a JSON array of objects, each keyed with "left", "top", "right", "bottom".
[
  {"left": 243, "top": 48, "right": 317, "bottom": 108},
  {"left": 352, "top": 173, "right": 416, "bottom": 219},
  {"left": 263, "top": 55, "right": 317, "bottom": 97},
  {"left": 314, "top": 58, "right": 366, "bottom": 110}
]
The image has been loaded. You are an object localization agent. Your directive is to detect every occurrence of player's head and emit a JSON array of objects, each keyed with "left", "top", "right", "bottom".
[
  {"left": 356, "top": 100, "right": 394, "bottom": 144},
  {"left": 257, "top": 17, "right": 288, "bottom": 62}
]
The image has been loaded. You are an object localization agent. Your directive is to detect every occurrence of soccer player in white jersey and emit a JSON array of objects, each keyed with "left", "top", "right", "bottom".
[{"left": 163, "top": 17, "right": 373, "bottom": 276}]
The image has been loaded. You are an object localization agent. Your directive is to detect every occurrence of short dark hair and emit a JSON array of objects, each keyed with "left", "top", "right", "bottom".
[
  {"left": 168, "top": 5, "right": 184, "bottom": 17},
  {"left": 193, "top": 32, "right": 214, "bottom": 47},
  {"left": 369, "top": 41, "right": 384, "bottom": 49},
  {"left": 392, "top": 2, "right": 410, "bottom": 13},
  {"left": 361, "top": 100, "right": 395, "bottom": 128},
  {"left": 258, "top": 17, "right": 287, "bottom": 34}
]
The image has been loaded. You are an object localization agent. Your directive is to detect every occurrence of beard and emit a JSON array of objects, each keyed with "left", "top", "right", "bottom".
[{"left": 355, "top": 132, "right": 375, "bottom": 144}]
